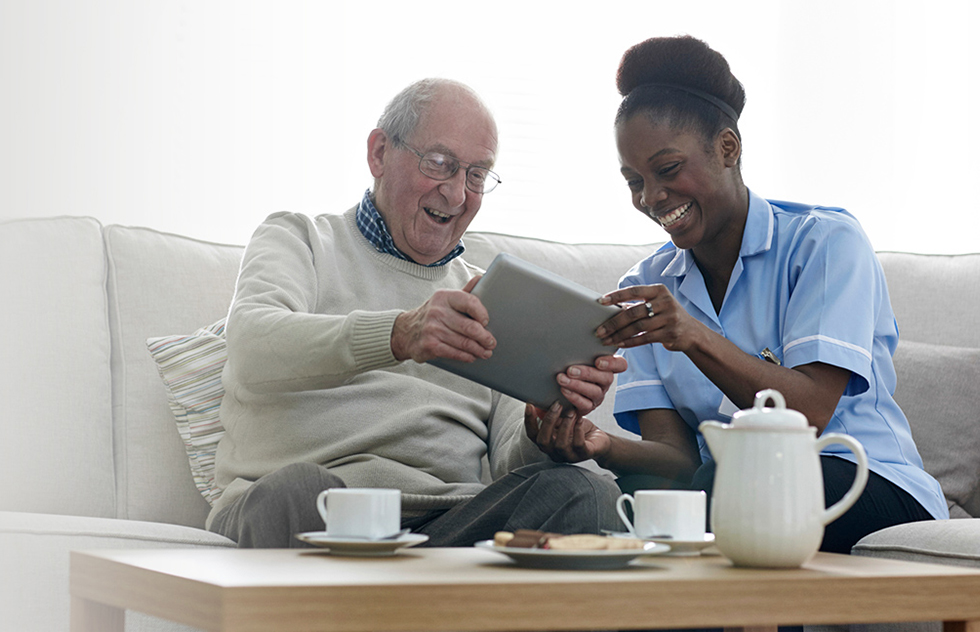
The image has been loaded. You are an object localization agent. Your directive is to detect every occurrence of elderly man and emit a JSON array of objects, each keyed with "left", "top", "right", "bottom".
[{"left": 206, "top": 78, "right": 625, "bottom": 548}]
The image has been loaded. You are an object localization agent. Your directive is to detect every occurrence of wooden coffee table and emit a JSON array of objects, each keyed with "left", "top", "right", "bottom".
[{"left": 70, "top": 547, "right": 980, "bottom": 632}]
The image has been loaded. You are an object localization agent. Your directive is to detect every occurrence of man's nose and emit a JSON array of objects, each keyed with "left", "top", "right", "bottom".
[{"left": 439, "top": 170, "right": 469, "bottom": 207}]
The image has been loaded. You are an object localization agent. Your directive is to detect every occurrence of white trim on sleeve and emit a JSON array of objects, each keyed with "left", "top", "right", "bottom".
[
  {"left": 616, "top": 379, "right": 664, "bottom": 392},
  {"left": 783, "top": 334, "right": 873, "bottom": 362}
]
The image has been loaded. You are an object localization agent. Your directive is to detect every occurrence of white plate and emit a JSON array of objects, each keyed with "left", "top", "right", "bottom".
[
  {"left": 606, "top": 531, "right": 717, "bottom": 555},
  {"left": 474, "top": 539, "right": 669, "bottom": 570},
  {"left": 295, "top": 532, "right": 428, "bottom": 556}
]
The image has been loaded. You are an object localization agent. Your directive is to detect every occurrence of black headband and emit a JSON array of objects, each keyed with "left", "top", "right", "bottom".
[{"left": 632, "top": 83, "right": 739, "bottom": 123}]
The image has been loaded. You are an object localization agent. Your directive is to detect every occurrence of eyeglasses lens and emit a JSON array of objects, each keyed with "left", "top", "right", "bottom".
[{"left": 418, "top": 151, "right": 499, "bottom": 194}]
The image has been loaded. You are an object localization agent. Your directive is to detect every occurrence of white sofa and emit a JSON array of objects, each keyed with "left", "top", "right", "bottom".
[{"left": 1, "top": 215, "right": 978, "bottom": 632}]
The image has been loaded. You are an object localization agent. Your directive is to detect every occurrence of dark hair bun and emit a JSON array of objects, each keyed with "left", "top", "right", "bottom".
[{"left": 616, "top": 36, "right": 745, "bottom": 119}]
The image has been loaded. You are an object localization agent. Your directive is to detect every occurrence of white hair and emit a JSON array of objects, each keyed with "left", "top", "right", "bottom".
[{"left": 376, "top": 78, "right": 493, "bottom": 144}]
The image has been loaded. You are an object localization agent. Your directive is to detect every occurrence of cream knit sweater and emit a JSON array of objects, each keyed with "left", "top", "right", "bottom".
[{"left": 208, "top": 209, "right": 544, "bottom": 526}]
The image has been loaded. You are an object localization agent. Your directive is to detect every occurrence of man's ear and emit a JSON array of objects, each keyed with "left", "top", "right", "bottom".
[
  {"left": 718, "top": 128, "right": 741, "bottom": 168},
  {"left": 367, "top": 128, "right": 388, "bottom": 178}
]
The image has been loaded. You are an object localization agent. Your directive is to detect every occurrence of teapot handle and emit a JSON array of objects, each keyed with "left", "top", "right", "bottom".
[{"left": 815, "top": 433, "right": 869, "bottom": 525}]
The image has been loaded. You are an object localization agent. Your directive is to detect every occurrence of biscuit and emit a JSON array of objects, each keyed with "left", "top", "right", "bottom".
[
  {"left": 507, "top": 529, "right": 555, "bottom": 548},
  {"left": 546, "top": 534, "right": 609, "bottom": 550},
  {"left": 603, "top": 537, "right": 645, "bottom": 550}
]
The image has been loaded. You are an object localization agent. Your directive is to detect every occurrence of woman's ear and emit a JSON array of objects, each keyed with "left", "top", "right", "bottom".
[
  {"left": 718, "top": 128, "right": 741, "bottom": 168},
  {"left": 367, "top": 128, "right": 388, "bottom": 178}
]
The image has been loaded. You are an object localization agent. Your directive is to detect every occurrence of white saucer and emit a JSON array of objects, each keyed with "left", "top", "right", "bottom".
[
  {"left": 606, "top": 532, "right": 716, "bottom": 556},
  {"left": 295, "top": 532, "right": 428, "bottom": 556},
  {"left": 474, "top": 539, "right": 669, "bottom": 570}
]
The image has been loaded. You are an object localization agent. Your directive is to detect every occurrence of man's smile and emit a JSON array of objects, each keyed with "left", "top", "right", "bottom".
[{"left": 425, "top": 207, "right": 453, "bottom": 224}]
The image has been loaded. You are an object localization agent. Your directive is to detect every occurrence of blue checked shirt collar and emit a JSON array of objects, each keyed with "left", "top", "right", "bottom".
[{"left": 356, "top": 190, "right": 464, "bottom": 267}]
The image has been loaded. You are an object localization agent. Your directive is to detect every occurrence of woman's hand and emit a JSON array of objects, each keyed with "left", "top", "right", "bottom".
[
  {"left": 523, "top": 403, "right": 612, "bottom": 464},
  {"left": 556, "top": 354, "right": 628, "bottom": 416},
  {"left": 596, "top": 284, "right": 705, "bottom": 352},
  {"left": 391, "top": 276, "right": 496, "bottom": 363}
]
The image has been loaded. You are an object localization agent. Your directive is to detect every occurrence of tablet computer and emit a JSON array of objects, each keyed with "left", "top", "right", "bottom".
[{"left": 428, "top": 252, "right": 622, "bottom": 408}]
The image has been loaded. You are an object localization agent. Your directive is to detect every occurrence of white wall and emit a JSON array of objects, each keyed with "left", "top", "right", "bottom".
[{"left": 2, "top": 1, "right": 978, "bottom": 253}]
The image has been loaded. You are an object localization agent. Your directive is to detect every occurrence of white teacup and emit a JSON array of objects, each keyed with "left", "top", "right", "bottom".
[
  {"left": 616, "top": 490, "right": 706, "bottom": 541},
  {"left": 316, "top": 488, "right": 401, "bottom": 540}
]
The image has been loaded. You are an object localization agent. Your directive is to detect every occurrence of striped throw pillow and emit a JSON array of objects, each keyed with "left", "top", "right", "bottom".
[{"left": 146, "top": 318, "right": 227, "bottom": 505}]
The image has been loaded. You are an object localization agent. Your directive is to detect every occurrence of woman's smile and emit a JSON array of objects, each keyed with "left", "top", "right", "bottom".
[{"left": 655, "top": 201, "right": 694, "bottom": 228}]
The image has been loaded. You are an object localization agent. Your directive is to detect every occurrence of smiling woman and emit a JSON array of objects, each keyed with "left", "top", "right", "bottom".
[
  {"left": 1, "top": 1, "right": 978, "bottom": 253},
  {"left": 574, "top": 35, "right": 949, "bottom": 559}
]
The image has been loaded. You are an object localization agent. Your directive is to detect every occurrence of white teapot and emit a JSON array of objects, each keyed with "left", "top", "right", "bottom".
[{"left": 699, "top": 389, "right": 868, "bottom": 568}]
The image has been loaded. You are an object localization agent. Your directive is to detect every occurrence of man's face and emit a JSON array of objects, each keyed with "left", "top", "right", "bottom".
[{"left": 369, "top": 88, "right": 498, "bottom": 265}]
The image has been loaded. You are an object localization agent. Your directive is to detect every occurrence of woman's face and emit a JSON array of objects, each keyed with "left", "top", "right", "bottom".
[{"left": 616, "top": 114, "right": 741, "bottom": 252}]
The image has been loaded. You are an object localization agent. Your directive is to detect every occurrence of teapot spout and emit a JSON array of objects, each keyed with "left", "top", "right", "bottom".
[{"left": 698, "top": 420, "right": 728, "bottom": 460}]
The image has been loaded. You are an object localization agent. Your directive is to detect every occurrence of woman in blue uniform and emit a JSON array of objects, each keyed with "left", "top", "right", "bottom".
[{"left": 524, "top": 36, "right": 947, "bottom": 552}]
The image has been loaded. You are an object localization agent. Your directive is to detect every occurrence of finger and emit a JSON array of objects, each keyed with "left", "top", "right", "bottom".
[
  {"left": 419, "top": 300, "right": 494, "bottom": 357},
  {"left": 535, "top": 402, "right": 562, "bottom": 450},
  {"left": 560, "top": 385, "right": 601, "bottom": 415},
  {"left": 564, "top": 365, "right": 613, "bottom": 390},
  {"left": 557, "top": 372, "right": 604, "bottom": 414},
  {"left": 421, "top": 327, "right": 495, "bottom": 362},
  {"left": 572, "top": 417, "right": 590, "bottom": 459},
  {"left": 444, "top": 294, "right": 494, "bottom": 346},
  {"left": 595, "top": 301, "right": 659, "bottom": 342},
  {"left": 614, "top": 331, "right": 663, "bottom": 349},
  {"left": 598, "top": 284, "right": 664, "bottom": 307},
  {"left": 449, "top": 290, "right": 490, "bottom": 327},
  {"left": 523, "top": 403, "right": 541, "bottom": 443},
  {"left": 595, "top": 354, "right": 628, "bottom": 374},
  {"left": 598, "top": 311, "right": 665, "bottom": 346},
  {"left": 553, "top": 408, "right": 581, "bottom": 460}
]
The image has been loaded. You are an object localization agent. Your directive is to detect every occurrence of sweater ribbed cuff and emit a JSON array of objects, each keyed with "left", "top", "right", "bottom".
[{"left": 350, "top": 310, "right": 401, "bottom": 372}]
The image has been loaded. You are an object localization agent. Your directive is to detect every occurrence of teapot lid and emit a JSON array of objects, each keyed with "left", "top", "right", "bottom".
[{"left": 731, "top": 389, "right": 809, "bottom": 430}]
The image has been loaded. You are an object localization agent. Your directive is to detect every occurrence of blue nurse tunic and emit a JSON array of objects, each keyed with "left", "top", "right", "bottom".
[{"left": 613, "top": 189, "right": 949, "bottom": 521}]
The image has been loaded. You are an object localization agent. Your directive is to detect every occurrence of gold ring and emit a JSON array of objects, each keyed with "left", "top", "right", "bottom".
[{"left": 645, "top": 301, "right": 655, "bottom": 318}]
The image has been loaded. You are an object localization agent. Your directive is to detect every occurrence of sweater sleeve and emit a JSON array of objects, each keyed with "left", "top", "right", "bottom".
[{"left": 225, "top": 212, "right": 401, "bottom": 394}]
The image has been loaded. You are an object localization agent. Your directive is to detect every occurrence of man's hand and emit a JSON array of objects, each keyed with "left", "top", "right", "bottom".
[
  {"left": 556, "top": 354, "right": 628, "bottom": 416},
  {"left": 390, "top": 276, "right": 497, "bottom": 363},
  {"left": 524, "top": 403, "right": 612, "bottom": 464}
]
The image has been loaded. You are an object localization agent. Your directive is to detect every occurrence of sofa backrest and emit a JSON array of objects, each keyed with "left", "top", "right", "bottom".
[
  {"left": 104, "top": 225, "right": 244, "bottom": 527},
  {"left": 878, "top": 252, "right": 980, "bottom": 349},
  {"left": 3, "top": 215, "right": 976, "bottom": 527},
  {"left": 878, "top": 251, "right": 980, "bottom": 519},
  {"left": 0, "top": 217, "right": 116, "bottom": 518}
]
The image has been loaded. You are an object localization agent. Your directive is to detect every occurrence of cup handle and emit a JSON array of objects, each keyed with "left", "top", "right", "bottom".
[
  {"left": 615, "top": 493, "right": 637, "bottom": 537},
  {"left": 316, "top": 489, "right": 330, "bottom": 525},
  {"left": 815, "top": 433, "right": 869, "bottom": 525}
]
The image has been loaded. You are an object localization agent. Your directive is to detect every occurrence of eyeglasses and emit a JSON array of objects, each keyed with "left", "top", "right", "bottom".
[{"left": 395, "top": 140, "right": 501, "bottom": 194}]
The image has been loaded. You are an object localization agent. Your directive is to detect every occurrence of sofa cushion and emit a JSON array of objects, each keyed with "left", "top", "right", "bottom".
[
  {"left": 0, "top": 510, "right": 233, "bottom": 632},
  {"left": 146, "top": 318, "right": 228, "bottom": 506},
  {"left": 892, "top": 340, "right": 980, "bottom": 518},
  {"left": 879, "top": 252, "right": 980, "bottom": 348},
  {"left": 852, "top": 518, "right": 980, "bottom": 568},
  {"left": 104, "top": 225, "right": 243, "bottom": 528},
  {"left": 0, "top": 217, "right": 116, "bottom": 518}
]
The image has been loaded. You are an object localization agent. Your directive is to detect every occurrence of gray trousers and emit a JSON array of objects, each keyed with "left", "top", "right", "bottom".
[{"left": 209, "top": 460, "right": 623, "bottom": 548}]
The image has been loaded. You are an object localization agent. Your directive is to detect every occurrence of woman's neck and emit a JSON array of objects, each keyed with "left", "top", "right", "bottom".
[{"left": 692, "top": 184, "right": 750, "bottom": 313}]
